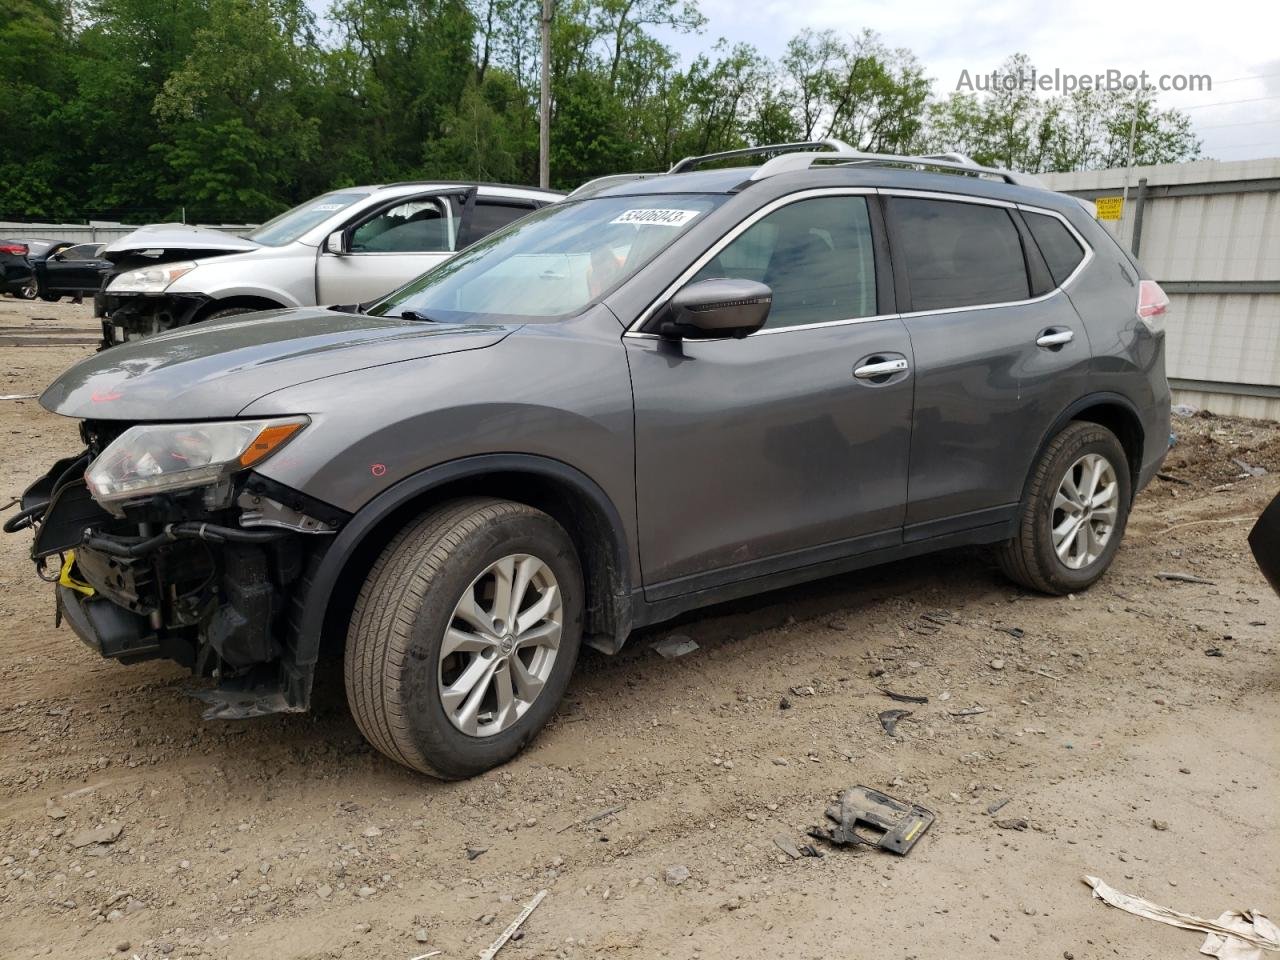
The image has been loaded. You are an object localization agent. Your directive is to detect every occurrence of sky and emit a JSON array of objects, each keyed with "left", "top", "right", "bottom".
[{"left": 653, "top": 0, "right": 1280, "bottom": 161}]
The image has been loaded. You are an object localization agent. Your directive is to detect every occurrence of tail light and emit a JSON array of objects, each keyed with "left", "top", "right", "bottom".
[
  {"left": 1137, "top": 279, "right": 1168, "bottom": 333},
  {"left": 0, "top": 242, "right": 29, "bottom": 256}
]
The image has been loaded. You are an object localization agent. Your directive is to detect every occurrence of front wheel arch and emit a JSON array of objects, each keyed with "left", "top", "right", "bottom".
[
  {"left": 193, "top": 295, "right": 285, "bottom": 322},
  {"left": 296, "top": 455, "right": 634, "bottom": 694}
]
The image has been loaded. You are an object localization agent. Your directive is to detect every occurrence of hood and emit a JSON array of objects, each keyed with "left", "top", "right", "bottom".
[
  {"left": 103, "top": 223, "right": 261, "bottom": 263},
  {"left": 41, "top": 307, "right": 516, "bottom": 420}
]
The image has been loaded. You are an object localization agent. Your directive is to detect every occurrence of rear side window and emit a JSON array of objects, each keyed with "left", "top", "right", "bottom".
[
  {"left": 465, "top": 201, "right": 537, "bottom": 245},
  {"left": 888, "top": 198, "right": 1029, "bottom": 311},
  {"left": 691, "top": 195, "right": 877, "bottom": 329},
  {"left": 1024, "top": 211, "right": 1086, "bottom": 287}
]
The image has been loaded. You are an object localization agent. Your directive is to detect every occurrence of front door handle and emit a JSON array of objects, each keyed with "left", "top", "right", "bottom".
[
  {"left": 1036, "top": 328, "right": 1075, "bottom": 348},
  {"left": 853, "top": 357, "right": 910, "bottom": 380}
]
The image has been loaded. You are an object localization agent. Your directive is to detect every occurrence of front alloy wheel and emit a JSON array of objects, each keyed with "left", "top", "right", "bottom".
[
  {"left": 345, "top": 498, "right": 583, "bottom": 779},
  {"left": 440, "top": 554, "right": 563, "bottom": 737}
]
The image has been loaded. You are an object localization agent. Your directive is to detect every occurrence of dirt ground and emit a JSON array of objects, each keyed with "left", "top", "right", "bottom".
[{"left": 1, "top": 296, "right": 1277, "bottom": 960}]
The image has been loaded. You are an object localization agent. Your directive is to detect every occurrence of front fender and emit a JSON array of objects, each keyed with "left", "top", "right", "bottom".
[{"left": 291, "top": 452, "right": 636, "bottom": 672}]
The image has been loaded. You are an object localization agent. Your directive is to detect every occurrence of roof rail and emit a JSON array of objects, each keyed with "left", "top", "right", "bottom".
[
  {"left": 747, "top": 139, "right": 1044, "bottom": 187},
  {"left": 566, "top": 172, "right": 660, "bottom": 200},
  {"left": 668, "top": 142, "right": 835, "bottom": 174}
]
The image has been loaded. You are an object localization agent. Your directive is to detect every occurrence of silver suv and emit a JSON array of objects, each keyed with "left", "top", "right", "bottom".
[
  {"left": 12, "top": 142, "right": 1170, "bottom": 779},
  {"left": 96, "top": 182, "right": 561, "bottom": 346}
]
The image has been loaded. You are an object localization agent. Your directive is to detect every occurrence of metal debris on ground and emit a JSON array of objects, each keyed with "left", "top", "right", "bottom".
[
  {"left": 948, "top": 706, "right": 988, "bottom": 717},
  {"left": 1205, "top": 647, "right": 1225, "bottom": 657},
  {"left": 994, "top": 625, "right": 1025, "bottom": 639},
  {"left": 881, "top": 689, "right": 929, "bottom": 704},
  {"left": 1231, "top": 458, "right": 1267, "bottom": 478},
  {"left": 652, "top": 634, "right": 699, "bottom": 659},
  {"left": 1157, "top": 472, "right": 1192, "bottom": 485},
  {"left": 986, "top": 798, "right": 1010, "bottom": 815},
  {"left": 556, "top": 803, "right": 626, "bottom": 834},
  {"left": 878, "top": 709, "right": 913, "bottom": 737},
  {"left": 479, "top": 889, "right": 548, "bottom": 960},
  {"left": 1082, "top": 876, "right": 1280, "bottom": 956},
  {"left": 909, "top": 610, "right": 954, "bottom": 634},
  {"left": 808, "top": 785, "right": 935, "bottom": 856},
  {"left": 0, "top": 394, "right": 37, "bottom": 401},
  {"left": 465, "top": 846, "right": 488, "bottom": 861},
  {"left": 1156, "top": 572, "right": 1217, "bottom": 585}
]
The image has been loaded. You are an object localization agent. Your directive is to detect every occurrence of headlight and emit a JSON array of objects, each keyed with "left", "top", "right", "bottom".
[
  {"left": 85, "top": 417, "right": 307, "bottom": 505},
  {"left": 107, "top": 260, "right": 199, "bottom": 294}
]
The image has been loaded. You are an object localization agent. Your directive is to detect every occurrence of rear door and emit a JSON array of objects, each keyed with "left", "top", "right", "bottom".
[
  {"left": 626, "top": 191, "right": 915, "bottom": 598},
  {"left": 457, "top": 191, "right": 541, "bottom": 249},
  {"left": 316, "top": 192, "right": 457, "bottom": 304},
  {"left": 884, "top": 192, "right": 1092, "bottom": 539}
]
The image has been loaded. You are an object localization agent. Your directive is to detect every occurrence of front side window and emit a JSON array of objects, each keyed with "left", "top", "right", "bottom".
[
  {"left": 352, "top": 199, "right": 454, "bottom": 253},
  {"left": 691, "top": 195, "right": 877, "bottom": 329},
  {"left": 245, "top": 192, "right": 369, "bottom": 247},
  {"left": 371, "top": 194, "right": 725, "bottom": 322},
  {"left": 889, "top": 197, "right": 1030, "bottom": 311}
]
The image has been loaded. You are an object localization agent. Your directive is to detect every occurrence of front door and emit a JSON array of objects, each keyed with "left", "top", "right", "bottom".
[
  {"left": 316, "top": 193, "right": 456, "bottom": 304},
  {"left": 626, "top": 193, "right": 915, "bottom": 599}
]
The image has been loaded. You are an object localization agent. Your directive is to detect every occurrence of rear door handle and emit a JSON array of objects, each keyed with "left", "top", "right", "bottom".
[
  {"left": 1036, "top": 328, "right": 1075, "bottom": 348},
  {"left": 853, "top": 358, "right": 909, "bottom": 380}
]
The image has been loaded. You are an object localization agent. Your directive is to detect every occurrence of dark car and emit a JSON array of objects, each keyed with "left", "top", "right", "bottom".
[
  {"left": 10, "top": 141, "right": 1171, "bottom": 779},
  {"left": 1249, "top": 490, "right": 1280, "bottom": 595},
  {"left": 32, "top": 241, "right": 112, "bottom": 301},
  {"left": 0, "top": 239, "right": 37, "bottom": 298}
]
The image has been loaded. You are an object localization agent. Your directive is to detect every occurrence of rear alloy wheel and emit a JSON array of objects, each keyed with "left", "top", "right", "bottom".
[
  {"left": 345, "top": 498, "right": 583, "bottom": 779},
  {"left": 17, "top": 278, "right": 38, "bottom": 300},
  {"left": 997, "top": 421, "right": 1132, "bottom": 594}
]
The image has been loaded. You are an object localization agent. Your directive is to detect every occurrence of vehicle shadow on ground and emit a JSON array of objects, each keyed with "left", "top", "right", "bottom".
[{"left": 263, "top": 544, "right": 1009, "bottom": 787}]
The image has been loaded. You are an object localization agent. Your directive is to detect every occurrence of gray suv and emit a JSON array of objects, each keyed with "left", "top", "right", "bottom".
[{"left": 10, "top": 142, "right": 1170, "bottom": 779}]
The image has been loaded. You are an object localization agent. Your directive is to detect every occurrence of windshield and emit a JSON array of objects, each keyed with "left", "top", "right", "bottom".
[
  {"left": 245, "top": 192, "right": 369, "bottom": 247},
  {"left": 369, "top": 194, "right": 726, "bottom": 322}
]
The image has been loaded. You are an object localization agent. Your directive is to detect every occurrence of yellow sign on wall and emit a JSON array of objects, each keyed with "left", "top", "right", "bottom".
[{"left": 1095, "top": 196, "right": 1124, "bottom": 220}]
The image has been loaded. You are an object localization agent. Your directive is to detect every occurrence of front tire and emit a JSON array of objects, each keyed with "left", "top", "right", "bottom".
[
  {"left": 997, "top": 421, "right": 1132, "bottom": 594},
  {"left": 345, "top": 498, "right": 583, "bottom": 779}
]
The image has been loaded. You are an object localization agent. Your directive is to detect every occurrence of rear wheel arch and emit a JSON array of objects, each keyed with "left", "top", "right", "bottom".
[
  {"left": 1026, "top": 394, "right": 1146, "bottom": 502},
  {"left": 300, "top": 455, "right": 634, "bottom": 677}
]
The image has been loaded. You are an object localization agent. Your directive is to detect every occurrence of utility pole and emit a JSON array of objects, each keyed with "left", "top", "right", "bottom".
[
  {"left": 1119, "top": 86, "right": 1143, "bottom": 242},
  {"left": 539, "top": 0, "right": 552, "bottom": 189}
]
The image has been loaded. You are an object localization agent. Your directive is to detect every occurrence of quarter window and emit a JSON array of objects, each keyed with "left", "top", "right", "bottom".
[
  {"left": 888, "top": 197, "right": 1030, "bottom": 311},
  {"left": 691, "top": 196, "right": 877, "bottom": 329},
  {"left": 1024, "top": 211, "right": 1086, "bottom": 287}
]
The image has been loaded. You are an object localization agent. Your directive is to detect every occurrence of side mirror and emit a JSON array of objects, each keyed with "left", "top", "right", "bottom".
[
  {"left": 659, "top": 278, "right": 771, "bottom": 340},
  {"left": 324, "top": 230, "right": 348, "bottom": 255}
]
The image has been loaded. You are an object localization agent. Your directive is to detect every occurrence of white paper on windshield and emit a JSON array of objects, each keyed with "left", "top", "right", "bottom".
[
  {"left": 313, "top": 203, "right": 346, "bottom": 211},
  {"left": 610, "top": 208, "right": 701, "bottom": 227}
]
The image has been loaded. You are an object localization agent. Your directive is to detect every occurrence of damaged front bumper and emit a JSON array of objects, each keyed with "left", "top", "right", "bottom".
[
  {"left": 96, "top": 291, "right": 213, "bottom": 348},
  {"left": 13, "top": 448, "right": 349, "bottom": 719}
]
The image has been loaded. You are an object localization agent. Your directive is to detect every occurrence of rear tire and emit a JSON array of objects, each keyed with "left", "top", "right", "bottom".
[
  {"left": 997, "top": 421, "right": 1132, "bottom": 594},
  {"left": 344, "top": 498, "right": 583, "bottom": 779}
]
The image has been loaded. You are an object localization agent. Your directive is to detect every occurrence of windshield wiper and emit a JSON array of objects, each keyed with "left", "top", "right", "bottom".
[{"left": 400, "top": 309, "right": 438, "bottom": 323}]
